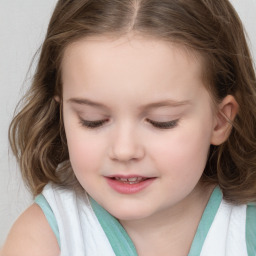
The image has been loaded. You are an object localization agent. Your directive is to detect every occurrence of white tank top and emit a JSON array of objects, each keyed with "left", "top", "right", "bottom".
[{"left": 35, "top": 183, "right": 256, "bottom": 256}]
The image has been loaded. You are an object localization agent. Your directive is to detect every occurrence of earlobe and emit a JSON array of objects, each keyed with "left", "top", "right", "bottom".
[
  {"left": 211, "top": 95, "right": 239, "bottom": 145},
  {"left": 54, "top": 96, "right": 60, "bottom": 102}
]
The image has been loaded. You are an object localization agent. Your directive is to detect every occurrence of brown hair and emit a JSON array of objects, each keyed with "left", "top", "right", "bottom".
[{"left": 9, "top": 0, "right": 256, "bottom": 203}]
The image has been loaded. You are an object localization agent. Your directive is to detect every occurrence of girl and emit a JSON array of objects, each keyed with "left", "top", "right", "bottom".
[{"left": 2, "top": 0, "right": 256, "bottom": 255}]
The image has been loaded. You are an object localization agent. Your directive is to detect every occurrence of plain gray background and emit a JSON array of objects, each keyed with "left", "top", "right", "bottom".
[{"left": 0, "top": 0, "right": 256, "bottom": 246}]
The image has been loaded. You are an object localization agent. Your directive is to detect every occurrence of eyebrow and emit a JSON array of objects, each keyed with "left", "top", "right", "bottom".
[
  {"left": 67, "top": 97, "right": 191, "bottom": 110},
  {"left": 139, "top": 99, "right": 191, "bottom": 109},
  {"left": 67, "top": 98, "right": 109, "bottom": 109}
]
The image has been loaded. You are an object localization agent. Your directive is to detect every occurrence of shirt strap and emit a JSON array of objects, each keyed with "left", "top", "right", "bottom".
[
  {"left": 35, "top": 194, "right": 60, "bottom": 247},
  {"left": 188, "top": 186, "right": 222, "bottom": 255},
  {"left": 90, "top": 196, "right": 138, "bottom": 256},
  {"left": 246, "top": 203, "right": 256, "bottom": 256}
]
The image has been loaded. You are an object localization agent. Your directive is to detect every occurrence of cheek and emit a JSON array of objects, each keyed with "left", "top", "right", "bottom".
[
  {"left": 64, "top": 120, "right": 105, "bottom": 176},
  {"left": 150, "top": 123, "right": 212, "bottom": 178}
]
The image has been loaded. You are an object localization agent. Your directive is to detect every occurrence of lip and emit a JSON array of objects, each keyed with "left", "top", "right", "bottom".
[{"left": 105, "top": 175, "right": 156, "bottom": 194}]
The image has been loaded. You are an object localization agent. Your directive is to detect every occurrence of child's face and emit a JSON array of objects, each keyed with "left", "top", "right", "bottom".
[{"left": 61, "top": 35, "right": 217, "bottom": 221}]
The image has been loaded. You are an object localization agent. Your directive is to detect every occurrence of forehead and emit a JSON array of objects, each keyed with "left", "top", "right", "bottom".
[
  {"left": 62, "top": 35, "right": 203, "bottom": 75},
  {"left": 61, "top": 35, "right": 206, "bottom": 103}
]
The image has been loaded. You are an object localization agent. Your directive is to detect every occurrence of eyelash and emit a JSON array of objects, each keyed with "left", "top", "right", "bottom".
[
  {"left": 79, "top": 119, "right": 108, "bottom": 128},
  {"left": 146, "top": 119, "right": 179, "bottom": 129},
  {"left": 79, "top": 118, "right": 179, "bottom": 130}
]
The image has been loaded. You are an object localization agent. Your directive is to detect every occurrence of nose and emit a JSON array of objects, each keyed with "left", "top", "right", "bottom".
[{"left": 108, "top": 123, "right": 145, "bottom": 162}]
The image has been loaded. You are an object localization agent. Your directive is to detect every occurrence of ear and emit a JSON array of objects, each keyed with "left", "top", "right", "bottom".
[
  {"left": 54, "top": 96, "right": 60, "bottom": 102},
  {"left": 211, "top": 95, "right": 239, "bottom": 145}
]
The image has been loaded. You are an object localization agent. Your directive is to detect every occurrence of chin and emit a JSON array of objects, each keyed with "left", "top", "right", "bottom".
[{"left": 106, "top": 204, "right": 154, "bottom": 221}]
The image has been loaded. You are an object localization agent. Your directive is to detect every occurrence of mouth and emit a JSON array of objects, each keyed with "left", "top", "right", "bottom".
[
  {"left": 105, "top": 175, "right": 155, "bottom": 194},
  {"left": 109, "top": 176, "right": 149, "bottom": 184}
]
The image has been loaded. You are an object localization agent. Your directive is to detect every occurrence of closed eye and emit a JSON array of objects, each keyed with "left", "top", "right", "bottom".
[
  {"left": 79, "top": 118, "right": 179, "bottom": 129},
  {"left": 146, "top": 119, "right": 179, "bottom": 129},
  {"left": 79, "top": 119, "right": 109, "bottom": 128}
]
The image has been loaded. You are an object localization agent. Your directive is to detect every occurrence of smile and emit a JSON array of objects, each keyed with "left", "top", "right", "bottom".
[
  {"left": 113, "top": 176, "right": 147, "bottom": 184},
  {"left": 105, "top": 175, "right": 156, "bottom": 194}
]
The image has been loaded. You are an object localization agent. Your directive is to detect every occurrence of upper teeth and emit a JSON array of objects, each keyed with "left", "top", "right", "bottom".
[{"left": 115, "top": 177, "right": 144, "bottom": 182}]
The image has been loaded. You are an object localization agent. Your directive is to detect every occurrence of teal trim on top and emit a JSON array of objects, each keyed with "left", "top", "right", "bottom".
[
  {"left": 35, "top": 194, "right": 60, "bottom": 247},
  {"left": 90, "top": 197, "right": 138, "bottom": 256},
  {"left": 90, "top": 187, "right": 222, "bottom": 256},
  {"left": 188, "top": 186, "right": 222, "bottom": 256},
  {"left": 246, "top": 204, "right": 256, "bottom": 256}
]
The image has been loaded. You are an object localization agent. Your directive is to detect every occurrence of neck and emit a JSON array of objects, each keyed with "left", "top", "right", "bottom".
[{"left": 119, "top": 184, "right": 215, "bottom": 256}]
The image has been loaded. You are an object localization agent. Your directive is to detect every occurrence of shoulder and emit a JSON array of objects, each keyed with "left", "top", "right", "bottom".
[{"left": 1, "top": 203, "right": 60, "bottom": 256}]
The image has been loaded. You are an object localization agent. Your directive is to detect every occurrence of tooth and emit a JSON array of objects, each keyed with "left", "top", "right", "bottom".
[
  {"left": 120, "top": 178, "right": 128, "bottom": 181},
  {"left": 128, "top": 177, "right": 137, "bottom": 182}
]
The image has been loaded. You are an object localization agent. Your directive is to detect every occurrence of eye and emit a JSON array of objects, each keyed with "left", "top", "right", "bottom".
[
  {"left": 146, "top": 119, "right": 179, "bottom": 129},
  {"left": 79, "top": 119, "right": 109, "bottom": 129}
]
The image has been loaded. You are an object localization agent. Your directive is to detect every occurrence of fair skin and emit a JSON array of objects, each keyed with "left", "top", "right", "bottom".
[
  {"left": 1, "top": 35, "right": 238, "bottom": 256},
  {"left": 1, "top": 204, "right": 60, "bottom": 256}
]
